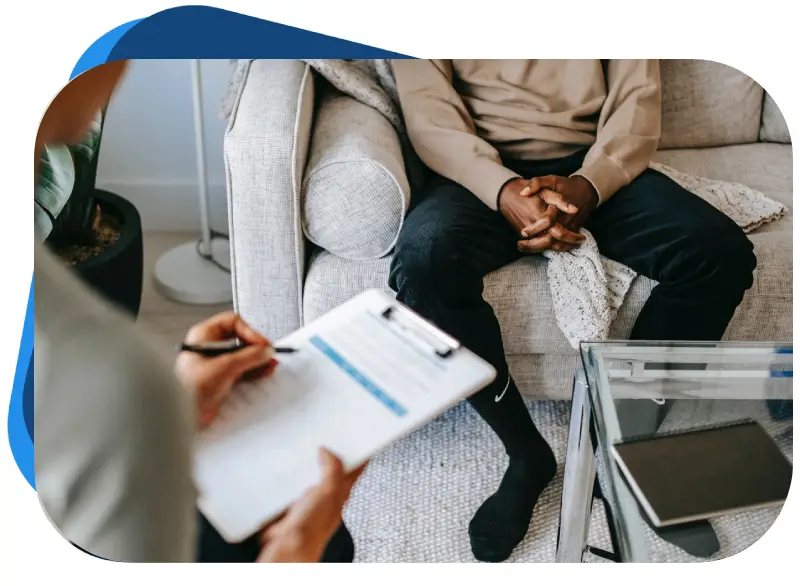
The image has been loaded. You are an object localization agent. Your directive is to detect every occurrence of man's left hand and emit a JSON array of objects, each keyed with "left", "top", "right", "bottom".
[{"left": 521, "top": 175, "right": 599, "bottom": 235}]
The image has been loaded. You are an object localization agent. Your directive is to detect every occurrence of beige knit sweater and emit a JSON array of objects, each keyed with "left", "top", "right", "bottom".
[{"left": 391, "top": 59, "right": 661, "bottom": 208}]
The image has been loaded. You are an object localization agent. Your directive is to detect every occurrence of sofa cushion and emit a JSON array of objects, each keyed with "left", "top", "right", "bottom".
[
  {"left": 760, "top": 93, "right": 792, "bottom": 144},
  {"left": 302, "top": 89, "right": 410, "bottom": 260},
  {"left": 660, "top": 60, "right": 764, "bottom": 149},
  {"left": 304, "top": 144, "right": 792, "bottom": 357},
  {"left": 305, "top": 232, "right": 790, "bottom": 357}
]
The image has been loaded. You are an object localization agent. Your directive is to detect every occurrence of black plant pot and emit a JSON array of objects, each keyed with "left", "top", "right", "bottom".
[{"left": 73, "top": 189, "right": 144, "bottom": 318}]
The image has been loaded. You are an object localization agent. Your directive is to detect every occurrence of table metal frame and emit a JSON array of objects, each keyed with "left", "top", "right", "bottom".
[{"left": 555, "top": 342, "right": 792, "bottom": 563}]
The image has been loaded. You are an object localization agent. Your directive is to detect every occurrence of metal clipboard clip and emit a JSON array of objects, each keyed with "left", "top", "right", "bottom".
[{"left": 378, "top": 304, "right": 461, "bottom": 359}]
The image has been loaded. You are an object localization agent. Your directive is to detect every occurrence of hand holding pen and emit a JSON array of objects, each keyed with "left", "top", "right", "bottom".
[{"left": 174, "top": 312, "right": 292, "bottom": 428}]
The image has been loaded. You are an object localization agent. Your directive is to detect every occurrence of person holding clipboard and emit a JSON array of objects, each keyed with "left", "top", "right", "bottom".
[{"left": 34, "top": 61, "right": 362, "bottom": 563}]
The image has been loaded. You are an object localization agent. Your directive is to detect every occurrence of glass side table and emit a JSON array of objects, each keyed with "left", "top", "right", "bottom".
[{"left": 555, "top": 341, "right": 792, "bottom": 562}]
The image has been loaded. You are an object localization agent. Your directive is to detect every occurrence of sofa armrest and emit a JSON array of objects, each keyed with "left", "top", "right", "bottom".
[{"left": 225, "top": 60, "right": 315, "bottom": 340}]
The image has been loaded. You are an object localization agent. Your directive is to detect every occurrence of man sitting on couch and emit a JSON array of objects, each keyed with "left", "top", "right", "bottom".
[{"left": 390, "top": 59, "right": 757, "bottom": 562}]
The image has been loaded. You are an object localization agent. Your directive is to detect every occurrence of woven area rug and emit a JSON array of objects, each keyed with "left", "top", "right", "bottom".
[{"left": 343, "top": 400, "right": 789, "bottom": 563}]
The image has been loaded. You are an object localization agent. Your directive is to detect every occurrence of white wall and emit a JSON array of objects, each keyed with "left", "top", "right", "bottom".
[{"left": 97, "top": 59, "right": 234, "bottom": 232}]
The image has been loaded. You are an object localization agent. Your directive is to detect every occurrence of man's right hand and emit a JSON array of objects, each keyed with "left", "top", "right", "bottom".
[
  {"left": 256, "top": 449, "right": 367, "bottom": 563},
  {"left": 498, "top": 178, "right": 585, "bottom": 253}
]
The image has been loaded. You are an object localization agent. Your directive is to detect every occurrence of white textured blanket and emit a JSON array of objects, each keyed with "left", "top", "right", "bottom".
[{"left": 222, "top": 60, "right": 787, "bottom": 348}]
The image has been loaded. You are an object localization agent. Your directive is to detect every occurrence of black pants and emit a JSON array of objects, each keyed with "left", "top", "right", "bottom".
[
  {"left": 197, "top": 513, "right": 353, "bottom": 562},
  {"left": 390, "top": 149, "right": 756, "bottom": 404}
]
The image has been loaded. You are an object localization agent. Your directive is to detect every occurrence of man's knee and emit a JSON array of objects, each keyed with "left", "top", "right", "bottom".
[
  {"left": 679, "top": 221, "right": 756, "bottom": 296},
  {"left": 390, "top": 217, "right": 463, "bottom": 293},
  {"left": 712, "top": 222, "right": 756, "bottom": 289}
]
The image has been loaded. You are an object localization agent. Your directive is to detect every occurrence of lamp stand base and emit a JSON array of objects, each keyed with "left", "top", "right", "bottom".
[{"left": 152, "top": 239, "right": 232, "bottom": 305}]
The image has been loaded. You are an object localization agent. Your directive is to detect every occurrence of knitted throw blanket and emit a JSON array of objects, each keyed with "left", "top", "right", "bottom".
[{"left": 221, "top": 60, "right": 787, "bottom": 349}]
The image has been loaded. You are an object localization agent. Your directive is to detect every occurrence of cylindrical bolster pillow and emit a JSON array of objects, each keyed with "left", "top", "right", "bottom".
[{"left": 302, "top": 91, "right": 410, "bottom": 260}]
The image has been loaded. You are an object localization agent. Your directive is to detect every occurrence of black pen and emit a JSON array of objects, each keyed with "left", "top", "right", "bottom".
[{"left": 177, "top": 340, "right": 298, "bottom": 357}]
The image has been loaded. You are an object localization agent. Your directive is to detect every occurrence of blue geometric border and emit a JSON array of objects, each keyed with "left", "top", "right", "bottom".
[
  {"left": 9, "top": 280, "right": 34, "bottom": 487},
  {"left": 14, "top": 4, "right": 412, "bottom": 489}
]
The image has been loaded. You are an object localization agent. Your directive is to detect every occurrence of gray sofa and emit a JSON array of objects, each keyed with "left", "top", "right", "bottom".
[{"left": 225, "top": 60, "right": 792, "bottom": 400}]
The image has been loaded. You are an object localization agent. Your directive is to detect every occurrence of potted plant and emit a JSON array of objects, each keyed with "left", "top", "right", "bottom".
[{"left": 35, "top": 109, "right": 144, "bottom": 317}]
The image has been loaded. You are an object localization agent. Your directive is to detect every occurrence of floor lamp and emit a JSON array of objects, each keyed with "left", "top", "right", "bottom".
[{"left": 153, "top": 59, "right": 233, "bottom": 305}]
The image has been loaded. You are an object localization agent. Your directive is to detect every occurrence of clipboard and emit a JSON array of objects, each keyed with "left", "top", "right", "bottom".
[{"left": 194, "top": 289, "right": 497, "bottom": 543}]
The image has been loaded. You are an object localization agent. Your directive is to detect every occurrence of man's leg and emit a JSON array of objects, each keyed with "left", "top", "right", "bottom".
[
  {"left": 586, "top": 168, "right": 757, "bottom": 342},
  {"left": 389, "top": 176, "right": 557, "bottom": 562}
]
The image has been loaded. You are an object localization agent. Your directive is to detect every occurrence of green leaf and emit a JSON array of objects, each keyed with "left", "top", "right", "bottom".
[
  {"left": 70, "top": 111, "right": 102, "bottom": 163},
  {"left": 35, "top": 109, "right": 105, "bottom": 243},
  {"left": 34, "top": 202, "right": 53, "bottom": 242},
  {"left": 35, "top": 144, "right": 75, "bottom": 218}
]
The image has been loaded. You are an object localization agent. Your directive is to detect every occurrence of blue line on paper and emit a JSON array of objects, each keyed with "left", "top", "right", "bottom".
[{"left": 309, "top": 335, "right": 407, "bottom": 417}]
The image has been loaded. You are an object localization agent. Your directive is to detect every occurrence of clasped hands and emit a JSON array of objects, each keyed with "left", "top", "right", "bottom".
[{"left": 498, "top": 175, "right": 599, "bottom": 253}]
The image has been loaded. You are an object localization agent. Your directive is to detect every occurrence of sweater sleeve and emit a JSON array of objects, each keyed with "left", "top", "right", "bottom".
[
  {"left": 35, "top": 321, "right": 198, "bottom": 562},
  {"left": 34, "top": 243, "right": 197, "bottom": 562},
  {"left": 391, "top": 59, "right": 519, "bottom": 210},
  {"left": 573, "top": 60, "right": 661, "bottom": 204}
]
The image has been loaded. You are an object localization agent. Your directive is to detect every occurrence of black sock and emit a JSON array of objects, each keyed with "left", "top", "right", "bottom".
[{"left": 467, "top": 375, "right": 557, "bottom": 562}]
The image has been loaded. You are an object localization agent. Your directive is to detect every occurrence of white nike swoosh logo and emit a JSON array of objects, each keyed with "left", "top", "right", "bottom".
[{"left": 495, "top": 375, "right": 511, "bottom": 402}]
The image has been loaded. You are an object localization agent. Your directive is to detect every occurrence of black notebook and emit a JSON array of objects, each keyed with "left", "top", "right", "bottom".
[{"left": 611, "top": 419, "right": 793, "bottom": 528}]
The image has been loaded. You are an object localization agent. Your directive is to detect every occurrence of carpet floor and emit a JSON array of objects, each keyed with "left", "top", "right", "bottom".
[
  {"left": 343, "top": 400, "right": 789, "bottom": 563},
  {"left": 136, "top": 235, "right": 789, "bottom": 563}
]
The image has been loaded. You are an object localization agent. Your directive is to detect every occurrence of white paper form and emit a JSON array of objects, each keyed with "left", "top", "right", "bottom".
[{"left": 194, "top": 289, "right": 496, "bottom": 543}]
